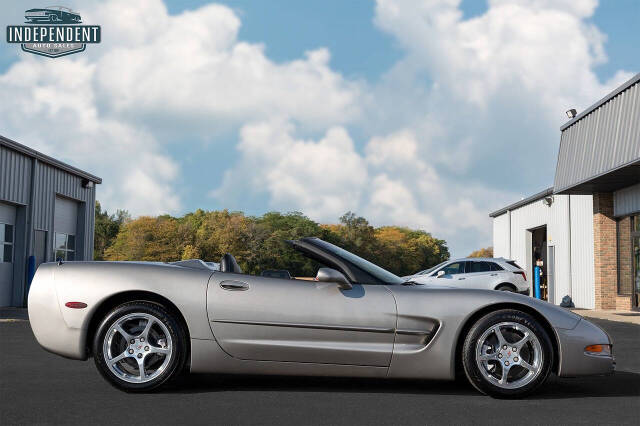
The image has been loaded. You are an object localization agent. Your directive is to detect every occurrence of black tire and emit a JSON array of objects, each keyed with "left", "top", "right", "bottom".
[
  {"left": 462, "top": 309, "right": 553, "bottom": 398},
  {"left": 92, "top": 301, "right": 187, "bottom": 392},
  {"left": 495, "top": 284, "right": 516, "bottom": 292}
]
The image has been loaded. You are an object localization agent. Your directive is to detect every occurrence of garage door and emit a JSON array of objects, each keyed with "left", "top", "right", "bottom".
[
  {"left": 0, "top": 202, "right": 16, "bottom": 306},
  {"left": 54, "top": 196, "right": 78, "bottom": 261}
]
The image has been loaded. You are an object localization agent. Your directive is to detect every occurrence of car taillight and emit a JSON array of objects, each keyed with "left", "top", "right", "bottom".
[{"left": 514, "top": 271, "right": 526, "bottom": 281}]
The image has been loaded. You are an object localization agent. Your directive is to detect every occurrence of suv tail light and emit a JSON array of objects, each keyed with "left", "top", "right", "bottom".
[{"left": 514, "top": 271, "right": 526, "bottom": 281}]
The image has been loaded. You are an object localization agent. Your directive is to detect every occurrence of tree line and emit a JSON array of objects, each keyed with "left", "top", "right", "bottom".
[{"left": 94, "top": 202, "right": 450, "bottom": 277}]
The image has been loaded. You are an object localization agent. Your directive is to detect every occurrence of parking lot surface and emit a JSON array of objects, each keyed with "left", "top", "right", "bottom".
[{"left": 1, "top": 317, "right": 638, "bottom": 425}]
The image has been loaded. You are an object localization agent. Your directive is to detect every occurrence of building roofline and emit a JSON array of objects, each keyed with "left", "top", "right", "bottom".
[
  {"left": 489, "top": 187, "right": 553, "bottom": 218},
  {"left": 0, "top": 135, "right": 102, "bottom": 184},
  {"left": 560, "top": 72, "right": 640, "bottom": 131}
]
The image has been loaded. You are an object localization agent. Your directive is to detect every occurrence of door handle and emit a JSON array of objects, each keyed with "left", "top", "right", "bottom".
[
  {"left": 490, "top": 274, "right": 498, "bottom": 276},
  {"left": 458, "top": 277, "right": 465, "bottom": 280},
  {"left": 220, "top": 281, "right": 249, "bottom": 291}
]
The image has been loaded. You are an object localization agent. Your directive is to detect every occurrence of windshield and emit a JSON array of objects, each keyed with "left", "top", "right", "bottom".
[
  {"left": 417, "top": 261, "right": 448, "bottom": 275},
  {"left": 310, "top": 239, "right": 404, "bottom": 285}
]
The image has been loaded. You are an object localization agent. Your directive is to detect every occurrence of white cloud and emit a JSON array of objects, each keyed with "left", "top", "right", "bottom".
[
  {"left": 214, "top": 0, "right": 633, "bottom": 255},
  {"left": 213, "top": 120, "right": 368, "bottom": 219},
  {"left": 0, "top": 57, "right": 180, "bottom": 215},
  {"left": 0, "top": 0, "right": 634, "bottom": 256},
  {"left": 87, "top": 0, "right": 361, "bottom": 137},
  {"left": 0, "top": 0, "right": 361, "bottom": 216},
  {"left": 213, "top": 120, "right": 514, "bottom": 254}
]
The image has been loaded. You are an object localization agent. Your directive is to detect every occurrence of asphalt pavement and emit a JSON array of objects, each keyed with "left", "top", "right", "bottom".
[{"left": 1, "top": 317, "right": 638, "bottom": 425}]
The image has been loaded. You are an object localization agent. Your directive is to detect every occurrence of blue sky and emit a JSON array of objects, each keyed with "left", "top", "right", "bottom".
[{"left": 0, "top": 0, "right": 638, "bottom": 257}]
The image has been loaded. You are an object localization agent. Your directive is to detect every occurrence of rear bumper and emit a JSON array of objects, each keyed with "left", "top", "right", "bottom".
[
  {"left": 556, "top": 319, "right": 615, "bottom": 377},
  {"left": 27, "top": 265, "right": 87, "bottom": 360}
]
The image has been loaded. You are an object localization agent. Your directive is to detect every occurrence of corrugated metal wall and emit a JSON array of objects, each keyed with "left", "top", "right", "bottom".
[
  {"left": 569, "top": 195, "right": 595, "bottom": 309},
  {"left": 614, "top": 183, "right": 640, "bottom": 216},
  {"left": 554, "top": 79, "right": 640, "bottom": 192},
  {"left": 0, "top": 145, "right": 31, "bottom": 205},
  {"left": 491, "top": 194, "right": 595, "bottom": 308},
  {"left": 31, "top": 162, "right": 96, "bottom": 261},
  {"left": 549, "top": 195, "right": 571, "bottom": 304},
  {"left": 0, "top": 145, "right": 96, "bottom": 261}
]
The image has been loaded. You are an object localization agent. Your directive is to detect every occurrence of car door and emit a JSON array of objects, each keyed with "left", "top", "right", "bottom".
[
  {"left": 431, "top": 261, "right": 469, "bottom": 287},
  {"left": 207, "top": 272, "right": 397, "bottom": 367},
  {"left": 464, "top": 261, "right": 494, "bottom": 288}
]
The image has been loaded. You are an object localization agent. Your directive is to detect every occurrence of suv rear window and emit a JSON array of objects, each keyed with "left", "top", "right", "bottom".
[
  {"left": 469, "top": 261, "right": 491, "bottom": 273},
  {"left": 489, "top": 262, "right": 503, "bottom": 271},
  {"left": 506, "top": 260, "right": 523, "bottom": 270}
]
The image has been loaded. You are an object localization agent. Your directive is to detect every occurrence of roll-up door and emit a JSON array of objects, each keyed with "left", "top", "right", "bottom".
[{"left": 54, "top": 196, "right": 78, "bottom": 261}]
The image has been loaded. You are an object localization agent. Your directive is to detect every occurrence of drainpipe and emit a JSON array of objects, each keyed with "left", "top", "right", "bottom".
[
  {"left": 23, "top": 158, "right": 37, "bottom": 305},
  {"left": 507, "top": 209, "right": 511, "bottom": 259},
  {"left": 567, "top": 195, "right": 572, "bottom": 298}
]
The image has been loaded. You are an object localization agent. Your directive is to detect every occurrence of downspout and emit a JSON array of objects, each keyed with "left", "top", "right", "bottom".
[
  {"left": 507, "top": 209, "right": 511, "bottom": 259},
  {"left": 23, "top": 158, "right": 37, "bottom": 305},
  {"left": 567, "top": 195, "right": 572, "bottom": 298}
]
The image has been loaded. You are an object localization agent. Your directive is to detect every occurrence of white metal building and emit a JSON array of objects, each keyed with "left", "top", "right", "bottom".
[
  {"left": 491, "top": 190, "right": 597, "bottom": 308},
  {"left": 491, "top": 73, "right": 640, "bottom": 310},
  {"left": 0, "top": 135, "right": 101, "bottom": 307}
]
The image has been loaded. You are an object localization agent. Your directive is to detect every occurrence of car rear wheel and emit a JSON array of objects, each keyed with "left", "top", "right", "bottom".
[
  {"left": 462, "top": 309, "right": 553, "bottom": 398},
  {"left": 93, "top": 301, "right": 187, "bottom": 392},
  {"left": 495, "top": 284, "right": 516, "bottom": 292}
]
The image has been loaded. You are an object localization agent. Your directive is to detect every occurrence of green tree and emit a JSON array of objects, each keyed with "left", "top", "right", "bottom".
[
  {"left": 100, "top": 208, "right": 449, "bottom": 278},
  {"left": 93, "top": 201, "right": 130, "bottom": 260},
  {"left": 468, "top": 247, "right": 493, "bottom": 258}
]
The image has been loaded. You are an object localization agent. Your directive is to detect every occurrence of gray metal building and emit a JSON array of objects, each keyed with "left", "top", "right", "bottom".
[
  {"left": 0, "top": 135, "right": 101, "bottom": 307},
  {"left": 491, "top": 73, "right": 640, "bottom": 311}
]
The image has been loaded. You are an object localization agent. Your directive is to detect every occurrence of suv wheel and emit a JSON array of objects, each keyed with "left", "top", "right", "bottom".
[{"left": 495, "top": 284, "right": 516, "bottom": 292}]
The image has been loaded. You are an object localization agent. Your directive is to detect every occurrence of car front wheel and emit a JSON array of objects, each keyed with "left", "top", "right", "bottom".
[
  {"left": 462, "top": 309, "right": 553, "bottom": 398},
  {"left": 92, "top": 301, "right": 187, "bottom": 392}
]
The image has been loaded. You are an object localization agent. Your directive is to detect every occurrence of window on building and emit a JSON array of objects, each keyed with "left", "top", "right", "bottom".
[
  {"left": 0, "top": 223, "right": 14, "bottom": 263},
  {"left": 54, "top": 232, "right": 75, "bottom": 261}
]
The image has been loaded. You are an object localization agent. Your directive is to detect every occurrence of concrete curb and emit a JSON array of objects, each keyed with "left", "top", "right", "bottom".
[{"left": 572, "top": 309, "right": 640, "bottom": 325}]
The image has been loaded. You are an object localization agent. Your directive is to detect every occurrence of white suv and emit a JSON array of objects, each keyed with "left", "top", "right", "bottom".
[{"left": 403, "top": 258, "right": 529, "bottom": 294}]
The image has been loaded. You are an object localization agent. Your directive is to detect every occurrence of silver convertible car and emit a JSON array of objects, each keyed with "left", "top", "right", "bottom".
[{"left": 28, "top": 237, "right": 614, "bottom": 398}]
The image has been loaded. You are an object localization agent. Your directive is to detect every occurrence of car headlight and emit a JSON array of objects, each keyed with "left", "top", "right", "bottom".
[{"left": 584, "top": 344, "right": 612, "bottom": 357}]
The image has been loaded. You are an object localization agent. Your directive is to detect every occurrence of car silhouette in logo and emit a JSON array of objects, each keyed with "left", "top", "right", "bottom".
[{"left": 25, "top": 6, "right": 81, "bottom": 23}]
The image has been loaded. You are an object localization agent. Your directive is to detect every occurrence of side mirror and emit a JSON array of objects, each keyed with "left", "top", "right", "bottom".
[
  {"left": 316, "top": 267, "right": 353, "bottom": 290},
  {"left": 437, "top": 270, "right": 445, "bottom": 278}
]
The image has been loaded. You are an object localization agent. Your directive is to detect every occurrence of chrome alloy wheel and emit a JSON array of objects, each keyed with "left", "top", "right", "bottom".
[
  {"left": 102, "top": 313, "right": 173, "bottom": 384},
  {"left": 475, "top": 321, "right": 543, "bottom": 390}
]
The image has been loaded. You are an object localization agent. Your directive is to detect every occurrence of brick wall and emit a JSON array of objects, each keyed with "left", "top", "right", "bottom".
[
  {"left": 592, "top": 193, "right": 632, "bottom": 310},
  {"left": 593, "top": 193, "right": 617, "bottom": 309}
]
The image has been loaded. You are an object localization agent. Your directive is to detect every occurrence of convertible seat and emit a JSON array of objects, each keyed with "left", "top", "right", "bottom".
[{"left": 220, "top": 253, "right": 243, "bottom": 274}]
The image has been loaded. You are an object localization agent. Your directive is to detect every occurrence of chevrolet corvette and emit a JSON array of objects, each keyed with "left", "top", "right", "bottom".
[{"left": 28, "top": 237, "right": 614, "bottom": 398}]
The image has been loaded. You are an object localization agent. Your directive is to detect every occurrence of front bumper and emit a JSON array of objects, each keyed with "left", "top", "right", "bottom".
[{"left": 556, "top": 318, "right": 615, "bottom": 377}]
